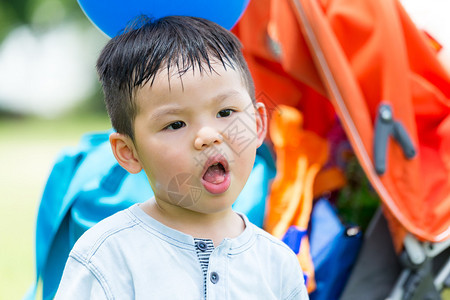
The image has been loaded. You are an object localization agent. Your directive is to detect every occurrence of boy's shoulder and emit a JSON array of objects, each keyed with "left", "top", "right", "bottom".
[
  {"left": 70, "top": 206, "right": 139, "bottom": 258},
  {"left": 250, "top": 223, "right": 294, "bottom": 252},
  {"left": 239, "top": 218, "right": 297, "bottom": 261}
]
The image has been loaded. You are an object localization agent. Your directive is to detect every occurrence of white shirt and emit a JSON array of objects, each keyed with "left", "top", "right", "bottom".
[{"left": 55, "top": 204, "right": 309, "bottom": 300}]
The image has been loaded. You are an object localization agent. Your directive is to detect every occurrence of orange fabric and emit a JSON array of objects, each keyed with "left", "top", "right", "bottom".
[
  {"left": 235, "top": 0, "right": 450, "bottom": 244},
  {"left": 231, "top": 0, "right": 336, "bottom": 139},
  {"left": 313, "top": 167, "right": 347, "bottom": 199},
  {"left": 297, "top": 236, "right": 316, "bottom": 293},
  {"left": 265, "top": 105, "right": 329, "bottom": 235},
  {"left": 288, "top": 0, "right": 450, "bottom": 244},
  {"left": 264, "top": 105, "right": 329, "bottom": 292}
]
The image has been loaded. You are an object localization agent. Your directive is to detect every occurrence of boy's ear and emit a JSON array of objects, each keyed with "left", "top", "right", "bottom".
[
  {"left": 109, "top": 132, "right": 142, "bottom": 174},
  {"left": 255, "top": 102, "right": 267, "bottom": 147}
]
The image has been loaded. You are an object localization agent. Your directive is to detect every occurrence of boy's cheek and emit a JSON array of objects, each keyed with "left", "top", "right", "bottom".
[
  {"left": 166, "top": 172, "right": 204, "bottom": 207},
  {"left": 222, "top": 119, "right": 259, "bottom": 156},
  {"left": 149, "top": 167, "right": 203, "bottom": 208}
]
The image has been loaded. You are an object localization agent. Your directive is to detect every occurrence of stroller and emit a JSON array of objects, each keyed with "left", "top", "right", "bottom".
[
  {"left": 29, "top": 0, "right": 450, "bottom": 299},
  {"left": 232, "top": 0, "right": 450, "bottom": 298}
]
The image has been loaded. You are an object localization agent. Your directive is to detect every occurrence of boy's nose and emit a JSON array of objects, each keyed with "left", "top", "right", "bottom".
[{"left": 194, "top": 126, "right": 223, "bottom": 150}]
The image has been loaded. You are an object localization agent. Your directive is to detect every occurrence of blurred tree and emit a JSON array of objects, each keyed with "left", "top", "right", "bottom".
[
  {"left": 0, "top": 0, "right": 109, "bottom": 117},
  {"left": 0, "top": 0, "right": 88, "bottom": 41},
  {"left": 0, "top": 0, "right": 31, "bottom": 40}
]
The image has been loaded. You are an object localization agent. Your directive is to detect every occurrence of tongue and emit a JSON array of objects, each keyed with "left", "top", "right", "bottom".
[{"left": 203, "top": 164, "right": 226, "bottom": 184}]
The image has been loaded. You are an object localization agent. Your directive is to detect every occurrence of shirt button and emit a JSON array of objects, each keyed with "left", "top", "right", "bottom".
[
  {"left": 210, "top": 272, "right": 219, "bottom": 284},
  {"left": 197, "top": 241, "right": 207, "bottom": 252}
]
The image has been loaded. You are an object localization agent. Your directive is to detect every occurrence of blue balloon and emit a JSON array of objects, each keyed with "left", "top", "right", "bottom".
[{"left": 77, "top": 0, "right": 250, "bottom": 38}]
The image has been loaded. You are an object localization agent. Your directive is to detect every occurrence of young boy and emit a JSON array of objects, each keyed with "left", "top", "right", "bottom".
[{"left": 55, "top": 16, "right": 308, "bottom": 299}]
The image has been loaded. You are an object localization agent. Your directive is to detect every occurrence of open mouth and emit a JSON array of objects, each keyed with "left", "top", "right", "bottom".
[
  {"left": 201, "top": 155, "right": 231, "bottom": 194},
  {"left": 203, "top": 162, "right": 226, "bottom": 184}
]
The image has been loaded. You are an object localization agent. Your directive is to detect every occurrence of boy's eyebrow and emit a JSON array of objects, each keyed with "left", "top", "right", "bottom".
[
  {"left": 151, "top": 107, "right": 184, "bottom": 121},
  {"left": 213, "top": 90, "right": 241, "bottom": 103},
  {"left": 151, "top": 90, "right": 242, "bottom": 120}
]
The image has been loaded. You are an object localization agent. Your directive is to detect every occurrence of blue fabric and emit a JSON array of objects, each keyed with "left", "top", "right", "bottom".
[
  {"left": 27, "top": 131, "right": 275, "bottom": 300},
  {"left": 309, "top": 199, "right": 363, "bottom": 300},
  {"left": 282, "top": 226, "right": 307, "bottom": 255}
]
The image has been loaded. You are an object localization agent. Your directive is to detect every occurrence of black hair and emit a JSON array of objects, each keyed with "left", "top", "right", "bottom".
[{"left": 96, "top": 15, "right": 255, "bottom": 141}]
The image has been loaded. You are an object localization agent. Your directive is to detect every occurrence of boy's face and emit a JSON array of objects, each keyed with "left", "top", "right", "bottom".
[{"left": 113, "top": 63, "right": 266, "bottom": 217}]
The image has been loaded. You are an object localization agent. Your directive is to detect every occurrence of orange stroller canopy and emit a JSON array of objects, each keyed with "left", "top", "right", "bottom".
[{"left": 234, "top": 0, "right": 450, "bottom": 244}]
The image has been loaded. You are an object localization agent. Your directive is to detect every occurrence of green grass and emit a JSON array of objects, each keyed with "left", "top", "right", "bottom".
[{"left": 0, "top": 113, "right": 110, "bottom": 300}]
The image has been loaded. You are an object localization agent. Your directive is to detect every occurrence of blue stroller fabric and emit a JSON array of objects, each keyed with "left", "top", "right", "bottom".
[
  {"left": 309, "top": 198, "right": 363, "bottom": 300},
  {"left": 27, "top": 131, "right": 276, "bottom": 300}
]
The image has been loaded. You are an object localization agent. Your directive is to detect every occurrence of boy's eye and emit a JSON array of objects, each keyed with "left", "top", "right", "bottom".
[
  {"left": 217, "top": 109, "right": 234, "bottom": 118},
  {"left": 165, "top": 121, "right": 186, "bottom": 130}
]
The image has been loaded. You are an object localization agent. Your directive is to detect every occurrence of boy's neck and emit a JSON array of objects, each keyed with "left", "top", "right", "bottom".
[{"left": 139, "top": 199, "right": 245, "bottom": 246}]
